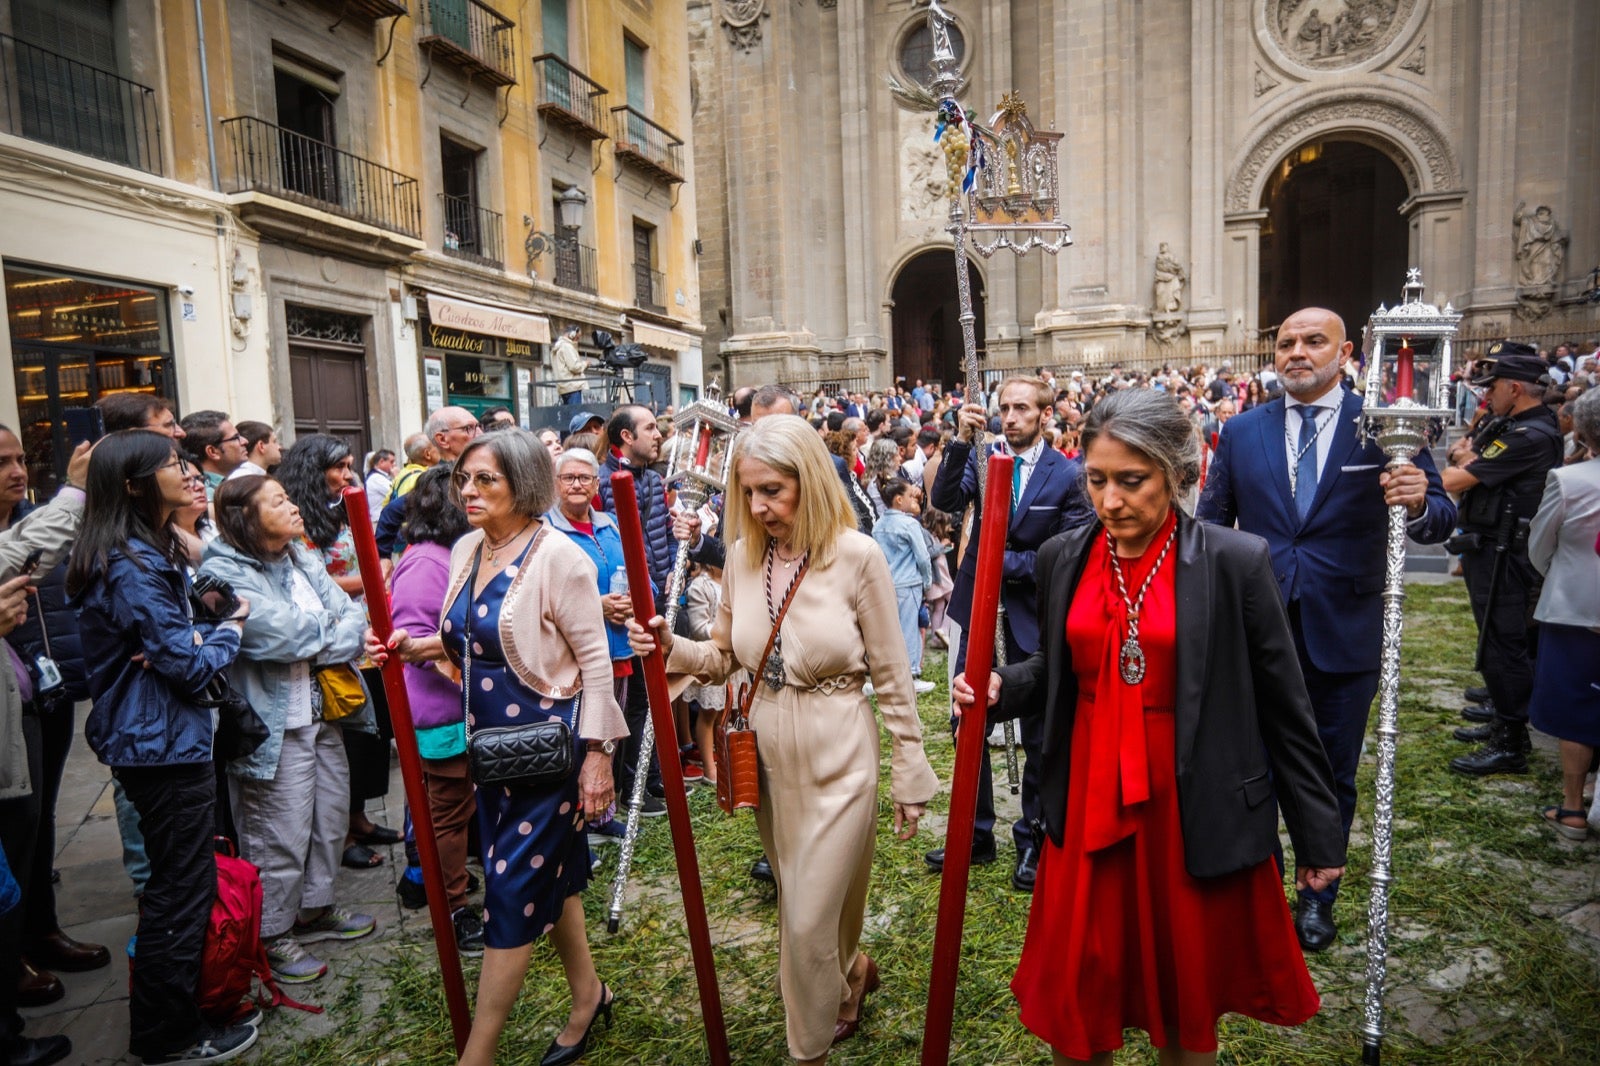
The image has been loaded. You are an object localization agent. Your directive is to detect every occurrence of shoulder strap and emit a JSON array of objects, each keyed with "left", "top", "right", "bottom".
[{"left": 738, "top": 557, "right": 811, "bottom": 721}]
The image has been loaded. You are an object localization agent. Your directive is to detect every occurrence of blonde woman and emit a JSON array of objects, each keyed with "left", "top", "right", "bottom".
[{"left": 629, "top": 415, "right": 937, "bottom": 1064}]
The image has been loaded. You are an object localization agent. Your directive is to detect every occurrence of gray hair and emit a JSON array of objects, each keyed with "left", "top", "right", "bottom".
[
  {"left": 454, "top": 429, "right": 555, "bottom": 517},
  {"left": 423, "top": 407, "right": 469, "bottom": 441},
  {"left": 555, "top": 446, "right": 599, "bottom": 476},
  {"left": 403, "top": 432, "right": 434, "bottom": 464},
  {"left": 1572, "top": 389, "right": 1600, "bottom": 451},
  {"left": 1079, "top": 388, "right": 1201, "bottom": 501}
]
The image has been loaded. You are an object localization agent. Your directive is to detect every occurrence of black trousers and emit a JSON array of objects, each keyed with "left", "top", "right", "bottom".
[
  {"left": 22, "top": 701, "right": 72, "bottom": 937},
  {"left": 1460, "top": 544, "right": 1539, "bottom": 727},
  {"left": 0, "top": 714, "right": 43, "bottom": 1048},
  {"left": 955, "top": 620, "right": 1044, "bottom": 854},
  {"left": 117, "top": 763, "right": 215, "bottom": 1058},
  {"left": 615, "top": 667, "right": 663, "bottom": 801}
]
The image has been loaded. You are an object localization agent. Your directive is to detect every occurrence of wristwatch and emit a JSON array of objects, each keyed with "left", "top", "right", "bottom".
[{"left": 586, "top": 739, "right": 618, "bottom": 755}]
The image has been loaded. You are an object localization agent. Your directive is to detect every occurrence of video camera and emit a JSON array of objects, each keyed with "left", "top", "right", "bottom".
[{"left": 591, "top": 329, "right": 648, "bottom": 371}]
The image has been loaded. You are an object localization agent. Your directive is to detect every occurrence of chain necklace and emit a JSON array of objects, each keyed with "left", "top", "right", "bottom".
[
  {"left": 1105, "top": 522, "right": 1179, "bottom": 685},
  {"left": 762, "top": 541, "right": 807, "bottom": 690},
  {"left": 1285, "top": 406, "right": 1330, "bottom": 496},
  {"left": 773, "top": 542, "right": 804, "bottom": 569},
  {"left": 484, "top": 519, "right": 534, "bottom": 564}
]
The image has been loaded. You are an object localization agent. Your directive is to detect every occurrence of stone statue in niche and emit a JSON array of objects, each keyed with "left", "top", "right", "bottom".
[
  {"left": 902, "top": 136, "right": 947, "bottom": 222},
  {"left": 1153, "top": 243, "right": 1187, "bottom": 314},
  {"left": 1274, "top": 0, "right": 1408, "bottom": 68},
  {"left": 1513, "top": 201, "right": 1569, "bottom": 320}
]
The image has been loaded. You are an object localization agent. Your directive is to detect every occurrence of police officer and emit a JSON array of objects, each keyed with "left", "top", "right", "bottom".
[{"left": 1441, "top": 343, "right": 1564, "bottom": 775}]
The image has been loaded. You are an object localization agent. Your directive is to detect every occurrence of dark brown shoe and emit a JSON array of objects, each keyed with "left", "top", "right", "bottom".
[
  {"left": 29, "top": 931, "right": 111, "bottom": 973},
  {"left": 17, "top": 957, "right": 64, "bottom": 1007},
  {"left": 832, "top": 955, "right": 880, "bottom": 1045}
]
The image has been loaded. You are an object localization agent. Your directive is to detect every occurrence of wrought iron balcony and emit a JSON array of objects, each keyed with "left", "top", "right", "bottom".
[
  {"left": 310, "top": 0, "right": 408, "bottom": 19},
  {"left": 221, "top": 116, "right": 421, "bottom": 238},
  {"left": 633, "top": 261, "right": 665, "bottom": 313},
  {"left": 532, "top": 54, "right": 608, "bottom": 142},
  {"left": 611, "top": 105, "right": 683, "bottom": 184},
  {"left": 440, "top": 193, "right": 504, "bottom": 268},
  {"left": 554, "top": 240, "right": 597, "bottom": 294},
  {"left": 418, "top": 0, "right": 516, "bottom": 86},
  {"left": 0, "top": 33, "right": 162, "bottom": 174}
]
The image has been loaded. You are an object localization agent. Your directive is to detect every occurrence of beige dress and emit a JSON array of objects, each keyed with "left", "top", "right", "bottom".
[{"left": 668, "top": 530, "right": 938, "bottom": 1060}]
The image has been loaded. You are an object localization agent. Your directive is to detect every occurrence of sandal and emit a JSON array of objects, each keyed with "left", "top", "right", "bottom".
[
  {"left": 352, "top": 824, "right": 402, "bottom": 846},
  {"left": 342, "top": 843, "right": 385, "bottom": 869},
  {"left": 1540, "top": 805, "right": 1590, "bottom": 841}
]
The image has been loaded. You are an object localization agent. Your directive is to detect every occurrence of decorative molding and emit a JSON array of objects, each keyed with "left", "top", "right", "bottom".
[
  {"left": 1400, "top": 42, "right": 1426, "bottom": 74},
  {"left": 1253, "top": 65, "right": 1280, "bottom": 97},
  {"left": 719, "top": 0, "right": 767, "bottom": 52},
  {"left": 1268, "top": 0, "right": 1416, "bottom": 70},
  {"left": 1226, "top": 94, "right": 1458, "bottom": 212}
]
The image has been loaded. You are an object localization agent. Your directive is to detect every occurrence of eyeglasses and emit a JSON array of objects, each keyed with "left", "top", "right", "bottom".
[
  {"left": 452, "top": 470, "right": 507, "bottom": 492},
  {"left": 221, "top": 433, "right": 246, "bottom": 445},
  {"left": 447, "top": 421, "right": 481, "bottom": 435},
  {"left": 557, "top": 474, "right": 595, "bottom": 486}
]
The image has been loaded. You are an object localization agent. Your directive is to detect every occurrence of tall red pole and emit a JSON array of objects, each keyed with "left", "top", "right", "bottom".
[
  {"left": 608, "top": 472, "right": 730, "bottom": 1066},
  {"left": 341, "top": 487, "right": 472, "bottom": 1054},
  {"left": 920, "top": 454, "right": 1013, "bottom": 1065}
]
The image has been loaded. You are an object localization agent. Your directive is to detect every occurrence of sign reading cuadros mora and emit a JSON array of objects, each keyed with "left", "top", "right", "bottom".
[{"left": 425, "top": 294, "right": 551, "bottom": 345}]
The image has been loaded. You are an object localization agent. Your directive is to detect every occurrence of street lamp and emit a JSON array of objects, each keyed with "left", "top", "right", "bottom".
[{"left": 525, "top": 186, "right": 588, "bottom": 275}]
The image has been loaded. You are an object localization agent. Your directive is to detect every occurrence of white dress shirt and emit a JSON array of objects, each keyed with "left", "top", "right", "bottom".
[
  {"left": 1284, "top": 391, "right": 1344, "bottom": 482},
  {"left": 995, "top": 436, "right": 1047, "bottom": 500}
]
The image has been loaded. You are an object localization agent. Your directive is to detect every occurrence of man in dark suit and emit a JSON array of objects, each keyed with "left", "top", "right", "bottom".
[
  {"left": 1197, "top": 305, "right": 1456, "bottom": 952},
  {"left": 928, "top": 376, "right": 1095, "bottom": 890}
]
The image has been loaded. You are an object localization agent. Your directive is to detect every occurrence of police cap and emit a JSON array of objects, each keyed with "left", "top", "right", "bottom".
[{"left": 1469, "top": 342, "right": 1545, "bottom": 387}]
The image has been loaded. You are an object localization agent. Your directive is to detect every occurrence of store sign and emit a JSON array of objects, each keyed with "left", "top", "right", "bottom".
[
  {"left": 426, "top": 294, "right": 550, "bottom": 344},
  {"left": 425, "top": 323, "right": 487, "bottom": 354}
]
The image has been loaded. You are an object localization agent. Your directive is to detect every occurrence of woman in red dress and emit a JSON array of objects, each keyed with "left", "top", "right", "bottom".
[{"left": 956, "top": 388, "right": 1345, "bottom": 1065}]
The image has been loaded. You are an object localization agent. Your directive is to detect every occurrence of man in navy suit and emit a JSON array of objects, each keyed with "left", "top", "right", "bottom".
[
  {"left": 1198, "top": 306, "right": 1456, "bottom": 951},
  {"left": 928, "top": 376, "right": 1094, "bottom": 891}
]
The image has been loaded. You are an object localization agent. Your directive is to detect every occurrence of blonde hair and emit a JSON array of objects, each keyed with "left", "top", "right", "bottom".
[
  {"left": 725, "top": 415, "right": 856, "bottom": 571},
  {"left": 998, "top": 375, "right": 1054, "bottom": 411}
]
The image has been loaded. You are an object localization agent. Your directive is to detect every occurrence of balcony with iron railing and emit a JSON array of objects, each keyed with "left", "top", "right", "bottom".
[
  {"left": 611, "top": 105, "right": 683, "bottom": 185},
  {"left": 532, "top": 54, "right": 608, "bottom": 142},
  {"left": 633, "top": 261, "right": 665, "bottom": 313},
  {"left": 418, "top": 0, "right": 516, "bottom": 86},
  {"left": 221, "top": 116, "right": 421, "bottom": 248},
  {"left": 440, "top": 193, "right": 504, "bottom": 268},
  {"left": 308, "top": 0, "right": 408, "bottom": 19},
  {"left": 553, "top": 239, "right": 597, "bottom": 295},
  {"left": 0, "top": 33, "right": 162, "bottom": 174}
]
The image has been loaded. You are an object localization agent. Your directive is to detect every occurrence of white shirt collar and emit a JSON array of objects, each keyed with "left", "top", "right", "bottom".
[
  {"left": 1285, "top": 388, "right": 1345, "bottom": 413},
  {"left": 996, "top": 437, "right": 1046, "bottom": 465}
]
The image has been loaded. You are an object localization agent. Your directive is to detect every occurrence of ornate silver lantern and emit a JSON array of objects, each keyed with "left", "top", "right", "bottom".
[{"left": 1356, "top": 268, "right": 1460, "bottom": 1065}]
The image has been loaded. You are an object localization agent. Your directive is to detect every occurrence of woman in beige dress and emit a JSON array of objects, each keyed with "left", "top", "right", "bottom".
[{"left": 629, "top": 414, "right": 938, "bottom": 1064}]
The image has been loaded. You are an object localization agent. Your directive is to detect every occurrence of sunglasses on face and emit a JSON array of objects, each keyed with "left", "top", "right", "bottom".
[{"left": 452, "top": 470, "right": 507, "bottom": 491}]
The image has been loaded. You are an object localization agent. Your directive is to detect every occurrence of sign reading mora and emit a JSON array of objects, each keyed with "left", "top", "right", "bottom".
[{"left": 425, "top": 294, "right": 551, "bottom": 345}]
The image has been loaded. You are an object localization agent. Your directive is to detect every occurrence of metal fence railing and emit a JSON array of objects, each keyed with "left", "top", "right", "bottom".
[
  {"left": 633, "top": 262, "right": 665, "bottom": 312},
  {"left": 611, "top": 104, "right": 683, "bottom": 182},
  {"left": 417, "top": 0, "right": 517, "bottom": 85},
  {"left": 440, "top": 192, "right": 504, "bottom": 267},
  {"left": 554, "top": 240, "right": 597, "bottom": 294},
  {"left": 532, "top": 53, "right": 608, "bottom": 138},
  {"left": 0, "top": 33, "right": 162, "bottom": 174},
  {"left": 221, "top": 115, "right": 421, "bottom": 237}
]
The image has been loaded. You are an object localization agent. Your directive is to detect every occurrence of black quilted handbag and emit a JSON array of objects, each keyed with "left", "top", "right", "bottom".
[{"left": 461, "top": 619, "right": 573, "bottom": 790}]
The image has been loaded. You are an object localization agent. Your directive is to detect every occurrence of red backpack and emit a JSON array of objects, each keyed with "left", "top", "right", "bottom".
[{"left": 199, "top": 839, "right": 321, "bottom": 1023}]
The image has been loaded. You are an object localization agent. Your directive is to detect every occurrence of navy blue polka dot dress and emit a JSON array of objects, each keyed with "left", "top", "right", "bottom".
[{"left": 443, "top": 538, "right": 587, "bottom": 949}]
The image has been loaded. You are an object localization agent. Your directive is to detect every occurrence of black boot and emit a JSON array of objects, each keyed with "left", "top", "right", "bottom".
[
  {"left": 1453, "top": 722, "right": 1494, "bottom": 743},
  {"left": 1463, "top": 685, "right": 1489, "bottom": 704},
  {"left": 1450, "top": 723, "right": 1530, "bottom": 776},
  {"left": 1460, "top": 699, "right": 1495, "bottom": 723}
]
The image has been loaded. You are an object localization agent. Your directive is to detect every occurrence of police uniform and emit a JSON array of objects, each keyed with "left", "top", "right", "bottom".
[{"left": 1450, "top": 345, "right": 1563, "bottom": 775}]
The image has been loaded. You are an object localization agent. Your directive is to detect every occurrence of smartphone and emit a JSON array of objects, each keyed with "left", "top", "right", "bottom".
[
  {"left": 63, "top": 406, "right": 105, "bottom": 447},
  {"left": 20, "top": 548, "right": 44, "bottom": 576}
]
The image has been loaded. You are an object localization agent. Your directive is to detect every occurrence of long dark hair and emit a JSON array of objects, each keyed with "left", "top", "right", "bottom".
[
  {"left": 66, "top": 430, "right": 184, "bottom": 595},
  {"left": 276, "top": 434, "right": 352, "bottom": 550},
  {"left": 401, "top": 465, "right": 468, "bottom": 548}
]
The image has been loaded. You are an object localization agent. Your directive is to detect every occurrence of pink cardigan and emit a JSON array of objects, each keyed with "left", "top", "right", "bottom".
[{"left": 442, "top": 525, "right": 627, "bottom": 743}]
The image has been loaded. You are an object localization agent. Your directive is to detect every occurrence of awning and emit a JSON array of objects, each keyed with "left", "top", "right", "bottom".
[
  {"left": 631, "top": 320, "right": 693, "bottom": 352},
  {"left": 426, "top": 293, "right": 550, "bottom": 344}
]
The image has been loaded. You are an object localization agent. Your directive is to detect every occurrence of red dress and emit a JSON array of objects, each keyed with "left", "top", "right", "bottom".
[{"left": 1010, "top": 511, "right": 1319, "bottom": 1057}]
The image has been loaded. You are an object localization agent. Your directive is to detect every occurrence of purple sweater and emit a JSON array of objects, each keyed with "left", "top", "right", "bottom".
[{"left": 390, "top": 542, "right": 464, "bottom": 747}]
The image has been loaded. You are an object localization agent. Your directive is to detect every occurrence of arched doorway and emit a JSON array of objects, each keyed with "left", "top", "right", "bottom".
[
  {"left": 1258, "top": 140, "right": 1409, "bottom": 336},
  {"left": 891, "top": 250, "right": 984, "bottom": 392}
]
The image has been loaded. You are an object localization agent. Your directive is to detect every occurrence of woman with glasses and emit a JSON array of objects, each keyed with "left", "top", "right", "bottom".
[
  {"left": 388, "top": 430, "right": 626, "bottom": 1066},
  {"left": 276, "top": 435, "right": 398, "bottom": 870},
  {"left": 68, "top": 431, "right": 257, "bottom": 1064}
]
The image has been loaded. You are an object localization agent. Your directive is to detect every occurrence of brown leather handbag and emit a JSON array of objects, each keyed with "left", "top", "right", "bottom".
[{"left": 714, "top": 559, "right": 808, "bottom": 815}]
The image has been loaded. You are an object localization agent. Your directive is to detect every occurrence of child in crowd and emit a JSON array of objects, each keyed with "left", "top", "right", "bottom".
[
  {"left": 872, "top": 479, "right": 933, "bottom": 692},
  {"left": 683, "top": 560, "right": 724, "bottom": 785}
]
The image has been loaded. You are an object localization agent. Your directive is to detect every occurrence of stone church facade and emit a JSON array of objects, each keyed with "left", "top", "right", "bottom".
[{"left": 688, "top": 0, "right": 1599, "bottom": 390}]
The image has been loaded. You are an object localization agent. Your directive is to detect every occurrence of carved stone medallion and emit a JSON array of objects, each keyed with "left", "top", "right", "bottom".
[
  {"left": 1270, "top": 0, "right": 1415, "bottom": 70},
  {"left": 720, "top": 0, "right": 767, "bottom": 52}
]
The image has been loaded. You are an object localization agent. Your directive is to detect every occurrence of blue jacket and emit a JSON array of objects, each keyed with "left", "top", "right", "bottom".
[
  {"left": 77, "top": 538, "right": 241, "bottom": 768},
  {"left": 873, "top": 510, "right": 932, "bottom": 590},
  {"left": 1196, "top": 390, "right": 1457, "bottom": 674},
  {"left": 598, "top": 451, "right": 675, "bottom": 592},
  {"left": 198, "top": 540, "right": 372, "bottom": 779},
  {"left": 932, "top": 440, "right": 1095, "bottom": 656},
  {"left": 544, "top": 507, "right": 634, "bottom": 662}
]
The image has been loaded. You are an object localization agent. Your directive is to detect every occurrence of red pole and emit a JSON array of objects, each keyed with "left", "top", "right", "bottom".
[
  {"left": 341, "top": 487, "right": 472, "bottom": 1054},
  {"left": 609, "top": 471, "right": 731, "bottom": 1066},
  {"left": 920, "top": 454, "right": 1013, "bottom": 1066}
]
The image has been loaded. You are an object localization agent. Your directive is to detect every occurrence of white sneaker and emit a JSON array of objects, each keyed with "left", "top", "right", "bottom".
[{"left": 913, "top": 679, "right": 936, "bottom": 694}]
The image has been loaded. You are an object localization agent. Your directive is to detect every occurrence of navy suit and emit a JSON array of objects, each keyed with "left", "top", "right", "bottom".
[
  {"left": 1197, "top": 389, "right": 1455, "bottom": 903},
  {"left": 932, "top": 438, "right": 1095, "bottom": 852}
]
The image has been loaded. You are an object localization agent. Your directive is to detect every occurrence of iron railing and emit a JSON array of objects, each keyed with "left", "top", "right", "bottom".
[
  {"left": 0, "top": 33, "right": 162, "bottom": 174},
  {"left": 532, "top": 54, "right": 608, "bottom": 139},
  {"left": 554, "top": 240, "right": 597, "bottom": 294},
  {"left": 417, "top": 0, "right": 517, "bottom": 85},
  {"left": 633, "top": 262, "right": 665, "bottom": 312},
  {"left": 221, "top": 116, "right": 421, "bottom": 237},
  {"left": 611, "top": 105, "right": 683, "bottom": 182},
  {"left": 440, "top": 192, "right": 504, "bottom": 267}
]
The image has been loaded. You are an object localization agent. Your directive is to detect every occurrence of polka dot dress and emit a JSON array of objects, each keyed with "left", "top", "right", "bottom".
[{"left": 444, "top": 538, "right": 588, "bottom": 949}]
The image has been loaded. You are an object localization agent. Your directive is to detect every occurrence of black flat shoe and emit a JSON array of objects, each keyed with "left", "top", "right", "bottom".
[
  {"left": 1011, "top": 845, "right": 1039, "bottom": 893},
  {"left": 924, "top": 837, "right": 997, "bottom": 873},
  {"left": 1460, "top": 702, "right": 1494, "bottom": 723},
  {"left": 750, "top": 856, "right": 775, "bottom": 884},
  {"left": 351, "top": 824, "right": 401, "bottom": 846},
  {"left": 1453, "top": 723, "right": 1494, "bottom": 743},
  {"left": 1463, "top": 685, "right": 1489, "bottom": 704},
  {"left": 1295, "top": 898, "right": 1337, "bottom": 953},
  {"left": 539, "top": 983, "right": 614, "bottom": 1066}
]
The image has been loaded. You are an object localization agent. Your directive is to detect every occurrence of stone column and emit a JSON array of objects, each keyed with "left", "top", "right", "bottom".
[
  {"left": 1403, "top": 191, "right": 1468, "bottom": 310},
  {"left": 1222, "top": 210, "right": 1267, "bottom": 342},
  {"left": 1187, "top": 0, "right": 1228, "bottom": 352},
  {"left": 1466, "top": 0, "right": 1520, "bottom": 315}
]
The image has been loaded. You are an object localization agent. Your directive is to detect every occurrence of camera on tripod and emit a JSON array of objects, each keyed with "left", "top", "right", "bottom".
[{"left": 592, "top": 329, "right": 648, "bottom": 370}]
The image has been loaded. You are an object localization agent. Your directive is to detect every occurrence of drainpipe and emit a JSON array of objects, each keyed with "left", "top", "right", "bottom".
[{"left": 193, "top": 0, "right": 220, "bottom": 190}]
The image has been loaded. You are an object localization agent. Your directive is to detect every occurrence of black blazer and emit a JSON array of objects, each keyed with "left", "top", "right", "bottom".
[{"left": 994, "top": 512, "right": 1345, "bottom": 879}]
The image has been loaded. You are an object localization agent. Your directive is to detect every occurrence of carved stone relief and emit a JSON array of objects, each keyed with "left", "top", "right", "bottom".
[
  {"left": 1150, "top": 242, "right": 1187, "bottom": 345},
  {"left": 1270, "top": 0, "right": 1415, "bottom": 69},
  {"left": 1399, "top": 43, "right": 1425, "bottom": 74},
  {"left": 720, "top": 0, "right": 767, "bottom": 52},
  {"left": 901, "top": 135, "right": 947, "bottom": 222},
  {"left": 1253, "top": 66, "right": 1281, "bottom": 97},
  {"left": 1513, "top": 202, "right": 1569, "bottom": 321}
]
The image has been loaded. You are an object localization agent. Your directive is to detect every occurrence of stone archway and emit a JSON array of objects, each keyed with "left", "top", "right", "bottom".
[{"left": 890, "top": 249, "right": 984, "bottom": 391}]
